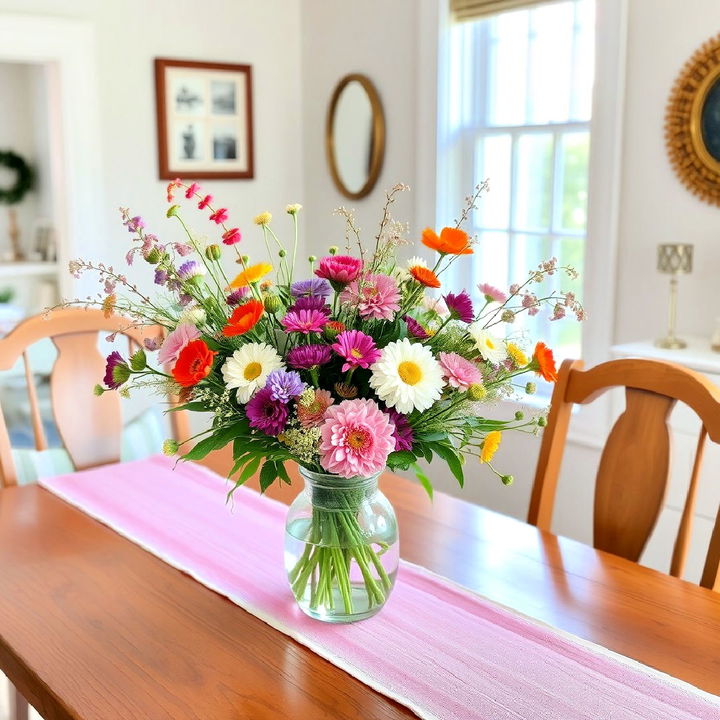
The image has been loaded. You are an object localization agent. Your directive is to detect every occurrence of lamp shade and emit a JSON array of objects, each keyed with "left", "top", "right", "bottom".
[{"left": 657, "top": 243, "right": 693, "bottom": 274}]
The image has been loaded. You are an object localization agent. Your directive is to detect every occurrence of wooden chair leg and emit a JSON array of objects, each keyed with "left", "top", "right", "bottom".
[{"left": 11, "top": 684, "right": 29, "bottom": 720}]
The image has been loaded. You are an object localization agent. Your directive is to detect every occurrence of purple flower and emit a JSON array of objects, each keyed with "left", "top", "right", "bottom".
[
  {"left": 144, "top": 337, "right": 161, "bottom": 352},
  {"left": 386, "top": 408, "right": 414, "bottom": 452},
  {"left": 125, "top": 216, "right": 144, "bottom": 233},
  {"left": 403, "top": 315, "right": 430, "bottom": 340},
  {"left": 265, "top": 369, "right": 306, "bottom": 403},
  {"left": 290, "top": 278, "right": 332, "bottom": 298},
  {"left": 246, "top": 386, "right": 289, "bottom": 436},
  {"left": 290, "top": 295, "right": 331, "bottom": 315},
  {"left": 331, "top": 330, "right": 381, "bottom": 372},
  {"left": 444, "top": 291, "right": 474, "bottom": 323},
  {"left": 287, "top": 344, "right": 333, "bottom": 369},
  {"left": 281, "top": 308, "right": 328, "bottom": 334},
  {"left": 179, "top": 293, "right": 194, "bottom": 306},
  {"left": 177, "top": 260, "right": 205, "bottom": 280},
  {"left": 125, "top": 249, "right": 136, "bottom": 266},
  {"left": 103, "top": 351, "right": 128, "bottom": 390},
  {"left": 226, "top": 287, "right": 249, "bottom": 305},
  {"left": 154, "top": 268, "right": 168, "bottom": 286}
]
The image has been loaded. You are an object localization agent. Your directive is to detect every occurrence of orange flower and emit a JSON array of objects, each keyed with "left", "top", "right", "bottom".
[
  {"left": 421, "top": 227, "right": 472, "bottom": 255},
  {"left": 533, "top": 342, "right": 558, "bottom": 383},
  {"left": 222, "top": 299, "right": 264, "bottom": 337},
  {"left": 409, "top": 265, "right": 441, "bottom": 288},
  {"left": 102, "top": 293, "right": 116, "bottom": 319},
  {"left": 172, "top": 339, "right": 217, "bottom": 387},
  {"left": 229, "top": 262, "right": 273, "bottom": 288}
]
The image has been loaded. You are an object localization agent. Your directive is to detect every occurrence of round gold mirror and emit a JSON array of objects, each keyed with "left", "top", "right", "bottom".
[
  {"left": 326, "top": 74, "right": 385, "bottom": 200},
  {"left": 666, "top": 33, "right": 720, "bottom": 206}
]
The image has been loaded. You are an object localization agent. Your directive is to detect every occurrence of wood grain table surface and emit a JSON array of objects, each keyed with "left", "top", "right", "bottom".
[{"left": 1, "top": 450, "right": 719, "bottom": 719}]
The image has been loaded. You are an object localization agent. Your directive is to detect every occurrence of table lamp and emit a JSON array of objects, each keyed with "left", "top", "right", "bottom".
[{"left": 656, "top": 243, "right": 693, "bottom": 349}]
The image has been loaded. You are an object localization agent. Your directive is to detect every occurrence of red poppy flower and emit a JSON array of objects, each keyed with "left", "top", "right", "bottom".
[
  {"left": 172, "top": 339, "right": 217, "bottom": 387},
  {"left": 533, "top": 342, "right": 558, "bottom": 383},
  {"left": 222, "top": 299, "right": 264, "bottom": 337}
]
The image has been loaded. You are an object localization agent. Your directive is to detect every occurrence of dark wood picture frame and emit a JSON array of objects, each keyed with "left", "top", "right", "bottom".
[{"left": 154, "top": 58, "right": 254, "bottom": 180}]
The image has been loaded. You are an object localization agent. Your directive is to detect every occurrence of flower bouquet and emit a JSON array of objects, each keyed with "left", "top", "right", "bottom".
[{"left": 70, "top": 181, "right": 583, "bottom": 622}]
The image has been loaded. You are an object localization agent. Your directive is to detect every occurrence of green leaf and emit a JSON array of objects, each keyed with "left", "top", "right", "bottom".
[
  {"left": 238, "top": 453, "right": 263, "bottom": 484},
  {"left": 387, "top": 450, "right": 416, "bottom": 469},
  {"left": 182, "top": 424, "right": 246, "bottom": 461},
  {"left": 165, "top": 401, "right": 211, "bottom": 413},
  {"left": 429, "top": 441, "right": 464, "bottom": 488},
  {"left": 411, "top": 462, "right": 433, "bottom": 500},
  {"left": 416, "top": 431, "right": 448, "bottom": 443},
  {"left": 276, "top": 462, "right": 292, "bottom": 485},
  {"left": 129, "top": 348, "right": 146, "bottom": 371},
  {"left": 259, "top": 460, "right": 278, "bottom": 493}
]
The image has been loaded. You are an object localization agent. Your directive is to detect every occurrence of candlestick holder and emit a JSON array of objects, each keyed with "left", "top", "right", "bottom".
[{"left": 656, "top": 243, "right": 693, "bottom": 349}]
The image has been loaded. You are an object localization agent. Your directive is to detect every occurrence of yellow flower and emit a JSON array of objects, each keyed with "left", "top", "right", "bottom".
[
  {"left": 230, "top": 262, "right": 273, "bottom": 288},
  {"left": 102, "top": 293, "right": 116, "bottom": 319},
  {"left": 506, "top": 342, "right": 529, "bottom": 367},
  {"left": 480, "top": 431, "right": 502, "bottom": 463},
  {"left": 254, "top": 211, "right": 272, "bottom": 225},
  {"left": 285, "top": 203, "right": 302, "bottom": 215}
]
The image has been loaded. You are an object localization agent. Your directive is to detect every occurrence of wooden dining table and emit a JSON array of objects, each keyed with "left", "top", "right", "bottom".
[{"left": 1, "top": 450, "right": 720, "bottom": 720}]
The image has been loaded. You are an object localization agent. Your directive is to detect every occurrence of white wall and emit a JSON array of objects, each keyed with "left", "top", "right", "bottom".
[
  {"left": 0, "top": 62, "right": 39, "bottom": 260},
  {"left": 0, "top": 0, "right": 304, "bottom": 291}
]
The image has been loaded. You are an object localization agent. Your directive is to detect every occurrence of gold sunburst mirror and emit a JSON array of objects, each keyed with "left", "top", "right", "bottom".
[{"left": 666, "top": 33, "right": 720, "bottom": 206}]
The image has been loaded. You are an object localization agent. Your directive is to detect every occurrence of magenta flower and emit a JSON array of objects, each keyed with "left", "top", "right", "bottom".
[
  {"left": 245, "top": 386, "right": 289, "bottom": 436},
  {"left": 222, "top": 228, "right": 242, "bottom": 245},
  {"left": 125, "top": 216, "right": 144, "bottom": 233},
  {"left": 332, "top": 330, "right": 381, "bottom": 372},
  {"left": 315, "top": 255, "right": 363, "bottom": 289},
  {"left": 265, "top": 369, "right": 306, "bottom": 403},
  {"left": 158, "top": 323, "right": 201, "bottom": 365},
  {"left": 319, "top": 399, "right": 396, "bottom": 477},
  {"left": 154, "top": 268, "right": 168, "bottom": 286},
  {"left": 209, "top": 208, "right": 228, "bottom": 224},
  {"left": 185, "top": 182, "right": 200, "bottom": 199},
  {"left": 289, "top": 295, "right": 331, "bottom": 315},
  {"left": 403, "top": 315, "right": 430, "bottom": 340},
  {"left": 444, "top": 291, "right": 474, "bottom": 323},
  {"left": 198, "top": 194, "right": 213, "bottom": 210},
  {"left": 385, "top": 408, "right": 414, "bottom": 452},
  {"left": 103, "top": 351, "right": 129, "bottom": 390},
  {"left": 340, "top": 274, "right": 401, "bottom": 321},
  {"left": 287, "top": 344, "right": 333, "bottom": 369},
  {"left": 281, "top": 308, "right": 328, "bottom": 334},
  {"left": 478, "top": 283, "right": 508, "bottom": 304},
  {"left": 438, "top": 352, "right": 482, "bottom": 391}
]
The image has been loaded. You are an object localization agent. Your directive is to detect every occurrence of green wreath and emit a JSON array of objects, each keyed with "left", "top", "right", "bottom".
[{"left": 0, "top": 150, "right": 33, "bottom": 205}]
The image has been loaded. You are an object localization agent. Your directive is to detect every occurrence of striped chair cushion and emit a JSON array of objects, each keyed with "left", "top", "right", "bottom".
[{"left": 12, "top": 408, "right": 166, "bottom": 486}]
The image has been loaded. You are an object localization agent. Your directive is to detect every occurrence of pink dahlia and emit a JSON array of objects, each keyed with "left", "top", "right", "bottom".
[
  {"left": 297, "top": 389, "right": 335, "bottom": 428},
  {"left": 438, "top": 352, "right": 483, "bottom": 391},
  {"left": 340, "top": 274, "right": 401, "bottom": 321},
  {"left": 478, "top": 283, "right": 508, "bottom": 304},
  {"left": 315, "top": 255, "right": 363, "bottom": 289},
  {"left": 331, "top": 330, "right": 381, "bottom": 372},
  {"left": 319, "top": 399, "right": 396, "bottom": 477},
  {"left": 281, "top": 308, "right": 328, "bottom": 334},
  {"left": 158, "top": 323, "right": 201, "bottom": 365}
]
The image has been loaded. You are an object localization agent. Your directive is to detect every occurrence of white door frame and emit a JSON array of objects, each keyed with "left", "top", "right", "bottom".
[{"left": 0, "top": 14, "right": 102, "bottom": 298}]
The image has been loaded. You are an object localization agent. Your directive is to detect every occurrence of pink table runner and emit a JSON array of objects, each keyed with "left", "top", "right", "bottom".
[{"left": 40, "top": 456, "right": 719, "bottom": 720}]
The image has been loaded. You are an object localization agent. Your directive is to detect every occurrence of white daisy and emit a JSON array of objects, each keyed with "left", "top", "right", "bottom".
[
  {"left": 467, "top": 323, "right": 507, "bottom": 364},
  {"left": 221, "top": 342, "right": 284, "bottom": 403},
  {"left": 369, "top": 338, "right": 445, "bottom": 414},
  {"left": 421, "top": 294, "right": 450, "bottom": 319}
]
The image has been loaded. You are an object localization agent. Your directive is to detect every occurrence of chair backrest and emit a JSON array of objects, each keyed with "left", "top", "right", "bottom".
[
  {"left": 0, "top": 308, "right": 188, "bottom": 487},
  {"left": 528, "top": 357, "right": 720, "bottom": 591}
]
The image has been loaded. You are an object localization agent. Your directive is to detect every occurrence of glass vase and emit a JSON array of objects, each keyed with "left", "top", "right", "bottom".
[{"left": 284, "top": 467, "right": 399, "bottom": 623}]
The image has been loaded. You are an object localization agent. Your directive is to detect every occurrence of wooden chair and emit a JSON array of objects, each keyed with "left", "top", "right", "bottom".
[
  {"left": 0, "top": 308, "right": 188, "bottom": 720},
  {"left": 528, "top": 357, "right": 720, "bottom": 592}
]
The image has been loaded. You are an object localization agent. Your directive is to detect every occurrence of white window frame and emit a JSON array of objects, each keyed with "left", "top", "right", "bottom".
[{"left": 415, "top": 0, "right": 628, "bottom": 437}]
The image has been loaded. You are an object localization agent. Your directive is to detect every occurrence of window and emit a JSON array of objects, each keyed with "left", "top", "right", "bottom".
[{"left": 438, "top": 0, "right": 595, "bottom": 364}]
